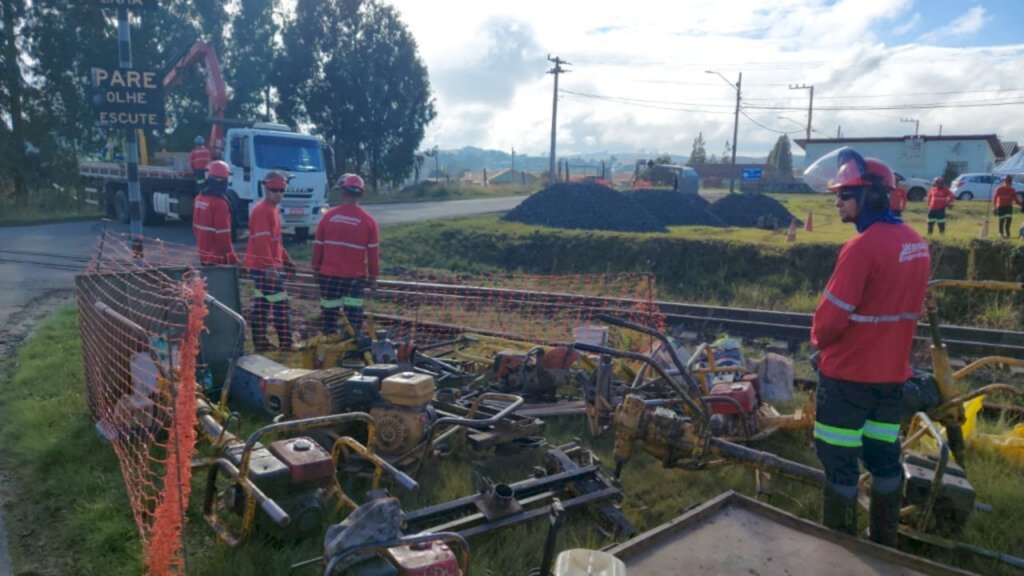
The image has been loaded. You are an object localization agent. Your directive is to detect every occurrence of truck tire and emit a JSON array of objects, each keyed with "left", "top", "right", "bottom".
[
  {"left": 907, "top": 187, "right": 926, "bottom": 202},
  {"left": 141, "top": 189, "right": 165, "bottom": 226},
  {"left": 114, "top": 189, "right": 130, "bottom": 224},
  {"left": 294, "top": 227, "right": 310, "bottom": 243}
]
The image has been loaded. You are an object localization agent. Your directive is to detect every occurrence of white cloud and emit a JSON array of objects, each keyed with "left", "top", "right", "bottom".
[
  {"left": 920, "top": 6, "right": 988, "bottom": 44},
  {"left": 383, "top": 0, "right": 1023, "bottom": 158}
]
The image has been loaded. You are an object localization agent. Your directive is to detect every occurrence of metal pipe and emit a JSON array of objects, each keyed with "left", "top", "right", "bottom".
[
  {"left": 594, "top": 313, "right": 704, "bottom": 398},
  {"left": 708, "top": 437, "right": 826, "bottom": 485},
  {"left": 413, "top": 392, "right": 524, "bottom": 478}
]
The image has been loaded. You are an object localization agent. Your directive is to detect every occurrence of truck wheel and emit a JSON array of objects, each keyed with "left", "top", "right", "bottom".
[
  {"left": 114, "top": 189, "right": 130, "bottom": 224},
  {"left": 908, "top": 187, "right": 926, "bottom": 202},
  {"left": 294, "top": 227, "right": 310, "bottom": 243},
  {"left": 141, "top": 191, "right": 165, "bottom": 226}
]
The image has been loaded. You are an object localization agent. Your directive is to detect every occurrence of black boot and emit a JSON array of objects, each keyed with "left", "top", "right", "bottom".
[
  {"left": 869, "top": 486, "right": 902, "bottom": 547},
  {"left": 822, "top": 484, "right": 858, "bottom": 535}
]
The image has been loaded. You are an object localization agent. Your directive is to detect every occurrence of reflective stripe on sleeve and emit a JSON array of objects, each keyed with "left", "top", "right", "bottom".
[
  {"left": 823, "top": 289, "right": 855, "bottom": 312},
  {"left": 194, "top": 224, "right": 231, "bottom": 234}
]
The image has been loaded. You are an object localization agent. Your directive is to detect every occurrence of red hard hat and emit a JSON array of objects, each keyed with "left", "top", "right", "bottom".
[
  {"left": 335, "top": 173, "right": 365, "bottom": 194},
  {"left": 208, "top": 160, "right": 231, "bottom": 180},
  {"left": 803, "top": 147, "right": 894, "bottom": 193},
  {"left": 264, "top": 170, "right": 289, "bottom": 191}
]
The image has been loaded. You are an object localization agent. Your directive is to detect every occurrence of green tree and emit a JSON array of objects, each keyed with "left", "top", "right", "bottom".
[
  {"left": 276, "top": 0, "right": 436, "bottom": 189},
  {"left": 766, "top": 134, "right": 793, "bottom": 177},
  {"left": 224, "top": 0, "right": 277, "bottom": 121},
  {"left": 688, "top": 132, "right": 707, "bottom": 164},
  {"left": 1, "top": 0, "right": 28, "bottom": 204}
]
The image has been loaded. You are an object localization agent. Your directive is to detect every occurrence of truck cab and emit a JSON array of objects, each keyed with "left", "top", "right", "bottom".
[{"left": 226, "top": 123, "right": 328, "bottom": 241}]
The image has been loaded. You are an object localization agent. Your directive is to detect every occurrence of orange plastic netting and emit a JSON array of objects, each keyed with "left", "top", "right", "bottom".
[{"left": 77, "top": 233, "right": 207, "bottom": 575}]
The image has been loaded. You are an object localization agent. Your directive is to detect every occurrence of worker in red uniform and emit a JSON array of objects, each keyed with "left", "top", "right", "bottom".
[
  {"left": 192, "top": 160, "right": 238, "bottom": 265},
  {"left": 246, "top": 171, "right": 297, "bottom": 351},
  {"left": 189, "top": 135, "right": 211, "bottom": 187},
  {"left": 926, "top": 177, "right": 956, "bottom": 235},
  {"left": 312, "top": 173, "right": 379, "bottom": 338},
  {"left": 992, "top": 175, "right": 1023, "bottom": 239},
  {"left": 803, "top": 148, "right": 930, "bottom": 546},
  {"left": 889, "top": 177, "right": 908, "bottom": 217}
]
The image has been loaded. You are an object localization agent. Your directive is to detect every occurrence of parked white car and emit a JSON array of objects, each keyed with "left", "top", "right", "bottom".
[
  {"left": 950, "top": 173, "right": 1024, "bottom": 201},
  {"left": 893, "top": 173, "right": 931, "bottom": 202}
]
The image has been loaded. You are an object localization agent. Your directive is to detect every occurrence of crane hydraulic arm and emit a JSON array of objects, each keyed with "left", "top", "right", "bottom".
[{"left": 162, "top": 40, "right": 229, "bottom": 159}]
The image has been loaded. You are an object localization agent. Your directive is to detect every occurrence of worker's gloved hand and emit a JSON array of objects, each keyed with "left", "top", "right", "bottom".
[
  {"left": 266, "top": 267, "right": 281, "bottom": 282},
  {"left": 809, "top": 351, "right": 821, "bottom": 373},
  {"left": 368, "top": 277, "right": 379, "bottom": 296},
  {"left": 283, "top": 259, "right": 297, "bottom": 279}
]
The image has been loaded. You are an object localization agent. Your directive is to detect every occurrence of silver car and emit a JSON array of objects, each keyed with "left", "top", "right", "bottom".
[{"left": 950, "top": 173, "right": 1024, "bottom": 201}]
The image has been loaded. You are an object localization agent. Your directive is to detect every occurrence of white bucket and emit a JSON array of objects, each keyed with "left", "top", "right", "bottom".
[
  {"left": 554, "top": 549, "right": 626, "bottom": 576},
  {"left": 572, "top": 324, "right": 609, "bottom": 347}
]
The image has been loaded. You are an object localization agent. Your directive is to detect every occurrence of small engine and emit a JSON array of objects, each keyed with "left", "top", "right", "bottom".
[
  {"left": 491, "top": 346, "right": 580, "bottom": 401},
  {"left": 706, "top": 378, "right": 760, "bottom": 438}
]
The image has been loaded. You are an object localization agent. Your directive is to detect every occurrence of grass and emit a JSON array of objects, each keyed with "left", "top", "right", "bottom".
[
  {"left": 1, "top": 307, "right": 1023, "bottom": 575},
  {"left": 0, "top": 204, "right": 103, "bottom": 226},
  {"left": 359, "top": 182, "right": 534, "bottom": 205}
]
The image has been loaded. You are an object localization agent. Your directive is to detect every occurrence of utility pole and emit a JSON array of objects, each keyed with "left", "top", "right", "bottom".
[
  {"left": 706, "top": 70, "right": 741, "bottom": 192},
  {"left": 511, "top": 146, "right": 516, "bottom": 172},
  {"left": 117, "top": 6, "right": 143, "bottom": 255},
  {"left": 788, "top": 83, "right": 814, "bottom": 140},
  {"left": 547, "top": 55, "right": 570, "bottom": 185},
  {"left": 901, "top": 117, "right": 920, "bottom": 137}
]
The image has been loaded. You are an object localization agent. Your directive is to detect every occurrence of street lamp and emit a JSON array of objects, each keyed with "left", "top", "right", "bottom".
[{"left": 706, "top": 70, "right": 742, "bottom": 192}]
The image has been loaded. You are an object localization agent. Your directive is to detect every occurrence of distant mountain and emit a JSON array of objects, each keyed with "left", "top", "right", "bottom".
[{"left": 422, "top": 146, "right": 798, "bottom": 178}]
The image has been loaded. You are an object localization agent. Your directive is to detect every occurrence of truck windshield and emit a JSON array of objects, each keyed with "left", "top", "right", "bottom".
[{"left": 253, "top": 135, "right": 324, "bottom": 173}]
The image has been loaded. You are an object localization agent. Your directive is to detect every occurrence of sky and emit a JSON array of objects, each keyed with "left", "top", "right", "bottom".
[{"left": 382, "top": 0, "right": 1024, "bottom": 159}]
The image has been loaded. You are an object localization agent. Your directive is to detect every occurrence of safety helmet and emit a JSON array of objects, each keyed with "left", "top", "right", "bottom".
[
  {"left": 264, "top": 170, "right": 289, "bottom": 191},
  {"left": 335, "top": 173, "right": 365, "bottom": 195},
  {"left": 1005, "top": 175, "right": 1014, "bottom": 183},
  {"left": 932, "top": 176, "right": 945, "bottom": 187},
  {"left": 208, "top": 160, "right": 231, "bottom": 180},
  {"left": 194, "top": 135, "right": 204, "bottom": 145},
  {"left": 803, "top": 147, "right": 895, "bottom": 193}
]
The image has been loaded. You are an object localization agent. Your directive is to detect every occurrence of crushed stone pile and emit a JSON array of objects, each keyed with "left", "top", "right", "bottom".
[
  {"left": 502, "top": 182, "right": 667, "bottom": 233},
  {"left": 624, "top": 189, "right": 727, "bottom": 227},
  {"left": 710, "top": 192, "right": 801, "bottom": 228}
]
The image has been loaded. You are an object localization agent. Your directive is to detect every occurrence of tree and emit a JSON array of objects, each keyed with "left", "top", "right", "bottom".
[
  {"left": 722, "top": 140, "right": 731, "bottom": 163},
  {"left": 766, "top": 134, "right": 793, "bottom": 177},
  {"left": 276, "top": 0, "right": 436, "bottom": 189},
  {"left": 688, "top": 132, "right": 707, "bottom": 164},
  {"left": 224, "top": 0, "right": 277, "bottom": 121},
  {"left": 1, "top": 0, "right": 27, "bottom": 204}
]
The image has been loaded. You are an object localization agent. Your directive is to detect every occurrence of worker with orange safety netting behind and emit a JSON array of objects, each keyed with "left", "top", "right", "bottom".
[{"left": 246, "top": 171, "right": 297, "bottom": 351}]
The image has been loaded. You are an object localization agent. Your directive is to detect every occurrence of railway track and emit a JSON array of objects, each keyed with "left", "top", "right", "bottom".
[{"left": 4, "top": 248, "right": 1022, "bottom": 357}]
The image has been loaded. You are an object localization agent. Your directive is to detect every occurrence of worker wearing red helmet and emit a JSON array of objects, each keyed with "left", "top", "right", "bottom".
[
  {"left": 246, "top": 170, "right": 297, "bottom": 351},
  {"left": 803, "top": 148, "right": 930, "bottom": 546},
  {"left": 926, "top": 176, "right": 956, "bottom": 235},
  {"left": 189, "top": 135, "right": 211, "bottom": 186},
  {"left": 192, "top": 160, "right": 238, "bottom": 265},
  {"left": 312, "top": 173, "right": 379, "bottom": 337},
  {"left": 992, "top": 175, "right": 1023, "bottom": 239}
]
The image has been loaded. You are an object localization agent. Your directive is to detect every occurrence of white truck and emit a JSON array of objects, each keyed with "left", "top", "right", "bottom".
[{"left": 80, "top": 123, "right": 327, "bottom": 241}]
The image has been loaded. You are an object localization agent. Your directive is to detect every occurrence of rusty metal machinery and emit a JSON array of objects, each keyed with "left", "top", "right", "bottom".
[{"left": 195, "top": 408, "right": 417, "bottom": 547}]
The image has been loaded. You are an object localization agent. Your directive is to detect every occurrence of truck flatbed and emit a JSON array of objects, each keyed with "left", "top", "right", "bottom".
[{"left": 79, "top": 160, "right": 191, "bottom": 181}]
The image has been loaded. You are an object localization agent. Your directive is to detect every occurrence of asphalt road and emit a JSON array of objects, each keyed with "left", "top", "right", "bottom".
[{"left": 0, "top": 195, "right": 524, "bottom": 329}]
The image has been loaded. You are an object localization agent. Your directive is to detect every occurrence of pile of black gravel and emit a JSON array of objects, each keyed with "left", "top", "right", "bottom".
[
  {"left": 624, "top": 189, "right": 727, "bottom": 227},
  {"left": 502, "top": 182, "right": 667, "bottom": 233},
  {"left": 710, "top": 192, "right": 801, "bottom": 228}
]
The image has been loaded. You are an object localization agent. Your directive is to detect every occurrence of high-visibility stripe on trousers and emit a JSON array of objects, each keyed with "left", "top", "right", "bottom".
[{"left": 318, "top": 275, "right": 366, "bottom": 338}]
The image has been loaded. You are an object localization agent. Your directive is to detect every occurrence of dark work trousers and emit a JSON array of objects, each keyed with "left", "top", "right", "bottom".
[
  {"left": 249, "top": 270, "right": 293, "bottom": 350},
  {"left": 997, "top": 206, "right": 1013, "bottom": 238},
  {"left": 814, "top": 374, "right": 903, "bottom": 488},
  {"left": 318, "top": 275, "right": 366, "bottom": 338},
  {"left": 194, "top": 168, "right": 206, "bottom": 186},
  {"left": 927, "top": 208, "right": 947, "bottom": 235}
]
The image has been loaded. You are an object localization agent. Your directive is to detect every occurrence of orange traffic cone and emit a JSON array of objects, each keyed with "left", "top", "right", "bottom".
[
  {"left": 786, "top": 217, "right": 797, "bottom": 242},
  {"left": 805, "top": 211, "right": 814, "bottom": 232}
]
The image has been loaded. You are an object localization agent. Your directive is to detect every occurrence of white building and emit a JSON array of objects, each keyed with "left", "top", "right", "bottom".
[{"left": 795, "top": 134, "right": 1016, "bottom": 181}]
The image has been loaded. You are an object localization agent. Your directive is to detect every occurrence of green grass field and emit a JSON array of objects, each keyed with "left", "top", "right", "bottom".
[{"left": 1, "top": 308, "right": 1022, "bottom": 575}]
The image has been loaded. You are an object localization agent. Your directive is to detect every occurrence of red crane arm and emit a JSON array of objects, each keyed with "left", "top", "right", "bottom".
[{"left": 163, "top": 41, "right": 229, "bottom": 158}]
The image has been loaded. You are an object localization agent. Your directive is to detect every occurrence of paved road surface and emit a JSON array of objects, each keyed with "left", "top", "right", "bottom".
[{"left": 0, "top": 195, "right": 523, "bottom": 329}]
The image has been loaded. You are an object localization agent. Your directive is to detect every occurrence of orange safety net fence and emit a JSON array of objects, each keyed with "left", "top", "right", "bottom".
[{"left": 77, "top": 232, "right": 207, "bottom": 575}]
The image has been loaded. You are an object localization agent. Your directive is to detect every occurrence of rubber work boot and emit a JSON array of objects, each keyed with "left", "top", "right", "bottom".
[
  {"left": 869, "top": 487, "right": 902, "bottom": 547},
  {"left": 822, "top": 485, "right": 858, "bottom": 535}
]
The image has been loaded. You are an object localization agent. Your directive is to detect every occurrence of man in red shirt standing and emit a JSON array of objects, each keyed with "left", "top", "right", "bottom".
[
  {"left": 926, "top": 177, "right": 956, "bottom": 235},
  {"left": 189, "top": 135, "right": 211, "bottom": 187},
  {"left": 192, "top": 160, "right": 238, "bottom": 265},
  {"left": 992, "top": 175, "right": 1023, "bottom": 239},
  {"left": 803, "top": 148, "right": 930, "bottom": 546},
  {"left": 246, "top": 171, "right": 297, "bottom": 351},
  {"left": 889, "top": 177, "right": 908, "bottom": 217},
  {"left": 312, "top": 174, "right": 379, "bottom": 338}
]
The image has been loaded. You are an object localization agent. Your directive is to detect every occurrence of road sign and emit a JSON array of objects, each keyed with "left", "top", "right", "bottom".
[
  {"left": 741, "top": 168, "right": 762, "bottom": 181},
  {"left": 90, "top": 67, "right": 165, "bottom": 131}
]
